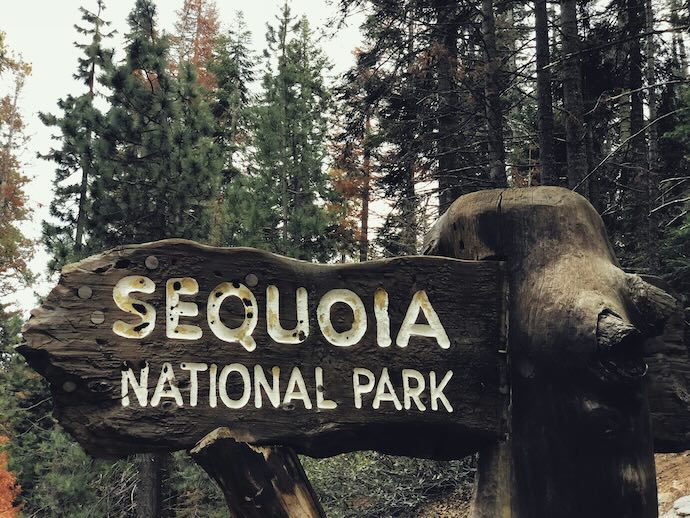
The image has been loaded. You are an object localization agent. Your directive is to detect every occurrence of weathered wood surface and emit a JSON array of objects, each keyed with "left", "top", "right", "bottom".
[
  {"left": 190, "top": 428, "right": 325, "bottom": 518},
  {"left": 424, "top": 186, "right": 681, "bottom": 518},
  {"left": 20, "top": 240, "right": 507, "bottom": 459},
  {"left": 639, "top": 276, "right": 690, "bottom": 452}
]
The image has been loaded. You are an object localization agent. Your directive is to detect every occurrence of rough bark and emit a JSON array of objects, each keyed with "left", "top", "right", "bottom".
[
  {"left": 434, "top": 0, "right": 463, "bottom": 213},
  {"left": 645, "top": 0, "right": 660, "bottom": 269},
  {"left": 628, "top": 0, "right": 645, "bottom": 157},
  {"left": 626, "top": 0, "right": 648, "bottom": 264},
  {"left": 399, "top": 8, "right": 419, "bottom": 254},
  {"left": 190, "top": 428, "right": 325, "bottom": 518},
  {"left": 481, "top": 0, "right": 507, "bottom": 187},
  {"left": 359, "top": 114, "right": 371, "bottom": 262},
  {"left": 136, "top": 453, "right": 164, "bottom": 518},
  {"left": 561, "top": 0, "right": 589, "bottom": 193},
  {"left": 424, "top": 186, "right": 683, "bottom": 518},
  {"left": 534, "top": 0, "right": 558, "bottom": 186},
  {"left": 638, "top": 275, "right": 690, "bottom": 452}
]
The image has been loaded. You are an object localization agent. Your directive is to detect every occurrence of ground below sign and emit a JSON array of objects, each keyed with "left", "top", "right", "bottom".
[{"left": 20, "top": 239, "right": 507, "bottom": 460}]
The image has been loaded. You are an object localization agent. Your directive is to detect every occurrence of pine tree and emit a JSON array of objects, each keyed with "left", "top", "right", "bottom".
[
  {"left": 246, "top": 4, "right": 342, "bottom": 261},
  {"left": 332, "top": 59, "right": 377, "bottom": 261},
  {"left": 207, "top": 12, "right": 255, "bottom": 246},
  {"left": 40, "top": 0, "right": 114, "bottom": 272},
  {"left": 209, "top": 12, "right": 254, "bottom": 177},
  {"left": 92, "top": 0, "right": 222, "bottom": 247},
  {"left": 561, "top": 0, "right": 589, "bottom": 192}
]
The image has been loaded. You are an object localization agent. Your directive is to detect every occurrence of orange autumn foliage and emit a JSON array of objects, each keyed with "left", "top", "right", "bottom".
[
  {"left": 0, "top": 33, "right": 33, "bottom": 298},
  {"left": 171, "top": 0, "right": 220, "bottom": 90},
  {"left": 0, "top": 437, "right": 21, "bottom": 517}
]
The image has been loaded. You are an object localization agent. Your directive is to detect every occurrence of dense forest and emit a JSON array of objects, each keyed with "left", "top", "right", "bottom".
[{"left": 1, "top": 0, "right": 689, "bottom": 515}]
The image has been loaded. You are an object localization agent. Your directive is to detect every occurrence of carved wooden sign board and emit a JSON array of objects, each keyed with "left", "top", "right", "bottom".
[{"left": 20, "top": 240, "right": 507, "bottom": 460}]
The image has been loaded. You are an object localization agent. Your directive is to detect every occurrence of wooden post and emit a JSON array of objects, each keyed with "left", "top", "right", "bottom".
[
  {"left": 190, "top": 428, "right": 324, "bottom": 518},
  {"left": 424, "top": 186, "right": 683, "bottom": 518}
]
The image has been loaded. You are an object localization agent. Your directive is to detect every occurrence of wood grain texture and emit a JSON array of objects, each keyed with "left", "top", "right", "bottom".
[
  {"left": 638, "top": 276, "right": 690, "bottom": 452},
  {"left": 424, "top": 186, "right": 678, "bottom": 518},
  {"left": 190, "top": 428, "right": 325, "bottom": 518},
  {"left": 20, "top": 240, "right": 507, "bottom": 460}
]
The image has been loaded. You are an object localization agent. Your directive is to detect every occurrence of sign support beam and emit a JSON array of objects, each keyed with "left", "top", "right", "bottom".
[
  {"left": 424, "top": 186, "right": 685, "bottom": 518},
  {"left": 190, "top": 428, "right": 325, "bottom": 518}
]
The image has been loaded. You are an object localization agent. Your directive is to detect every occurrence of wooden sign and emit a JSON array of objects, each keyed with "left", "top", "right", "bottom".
[{"left": 20, "top": 239, "right": 507, "bottom": 460}]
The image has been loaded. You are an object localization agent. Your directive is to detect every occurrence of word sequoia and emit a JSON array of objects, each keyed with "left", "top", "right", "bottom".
[{"left": 112, "top": 275, "right": 451, "bottom": 350}]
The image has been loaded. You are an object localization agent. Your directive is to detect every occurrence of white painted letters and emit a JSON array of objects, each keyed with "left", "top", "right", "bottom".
[
  {"left": 315, "top": 367, "right": 337, "bottom": 409},
  {"left": 218, "top": 363, "right": 251, "bottom": 409},
  {"left": 372, "top": 367, "right": 402, "bottom": 410},
  {"left": 353, "top": 368, "right": 376, "bottom": 409},
  {"left": 166, "top": 278, "right": 202, "bottom": 340},
  {"left": 151, "top": 362, "right": 183, "bottom": 407},
  {"left": 254, "top": 365, "right": 281, "bottom": 408},
  {"left": 180, "top": 362, "right": 207, "bottom": 406},
  {"left": 430, "top": 370, "right": 454, "bottom": 412},
  {"left": 374, "top": 288, "right": 392, "bottom": 347},
  {"left": 207, "top": 282, "right": 258, "bottom": 352},
  {"left": 113, "top": 276, "right": 156, "bottom": 339},
  {"left": 402, "top": 369, "right": 426, "bottom": 411},
  {"left": 266, "top": 285, "right": 309, "bottom": 344},
  {"left": 121, "top": 363, "right": 149, "bottom": 407},
  {"left": 317, "top": 289, "right": 367, "bottom": 347},
  {"left": 396, "top": 290, "right": 450, "bottom": 349},
  {"left": 283, "top": 367, "right": 312, "bottom": 409}
]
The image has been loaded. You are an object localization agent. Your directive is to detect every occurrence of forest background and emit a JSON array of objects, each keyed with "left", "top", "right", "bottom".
[{"left": 1, "top": 0, "right": 689, "bottom": 515}]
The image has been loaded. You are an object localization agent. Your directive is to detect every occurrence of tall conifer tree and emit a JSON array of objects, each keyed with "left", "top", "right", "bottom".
[
  {"left": 40, "top": 0, "right": 114, "bottom": 272},
  {"left": 207, "top": 12, "right": 256, "bottom": 245},
  {"left": 92, "top": 0, "right": 221, "bottom": 247},
  {"left": 246, "top": 3, "right": 341, "bottom": 261}
]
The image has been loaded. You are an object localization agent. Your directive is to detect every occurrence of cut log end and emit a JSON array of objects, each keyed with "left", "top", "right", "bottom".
[{"left": 626, "top": 274, "right": 680, "bottom": 335}]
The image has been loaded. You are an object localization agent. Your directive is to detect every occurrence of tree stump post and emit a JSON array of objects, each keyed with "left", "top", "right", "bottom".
[
  {"left": 190, "top": 428, "right": 325, "bottom": 518},
  {"left": 424, "top": 187, "right": 681, "bottom": 518}
]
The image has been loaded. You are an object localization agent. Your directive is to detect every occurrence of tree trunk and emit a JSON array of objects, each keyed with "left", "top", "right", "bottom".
[
  {"left": 561, "top": 0, "right": 589, "bottom": 193},
  {"left": 399, "top": 7, "right": 418, "bottom": 254},
  {"left": 191, "top": 428, "right": 325, "bottom": 518},
  {"left": 423, "top": 186, "right": 680, "bottom": 517},
  {"left": 137, "top": 453, "right": 165, "bottom": 518},
  {"left": 360, "top": 114, "right": 371, "bottom": 262},
  {"left": 645, "top": 0, "right": 660, "bottom": 269},
  {"left": 628, "top": 0, "right": 645, "bottom": 155},
  {"left": 434, "top": 0, "right": 463, "bottom": 213},
  {"left": 639, "top": 276, "right": 690, "bottom": 453},
  {"left": 280, "top": 17, "right": 290, "bottom": 254},
  {"left": 75, "top": 141, "right": 91, "bottom": 252},
  {"left": 534, "top": 0, "right": 558, "bottom": 186},
  {"left": 481, "top": 0, "right": 507, "bottom": 187},
  {"left": 620, "top": 0, "right": 648, "bottom": 267}
]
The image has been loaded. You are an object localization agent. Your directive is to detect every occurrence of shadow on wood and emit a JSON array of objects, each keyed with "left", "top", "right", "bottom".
[{"left": 190, "top": 428, "right": 325, "bottom": 518}]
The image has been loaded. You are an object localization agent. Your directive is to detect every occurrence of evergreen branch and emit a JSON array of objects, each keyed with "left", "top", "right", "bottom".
[
  {"left": 573, "top": 108, "right": 688, "bottom": 192},
  {"left": 585, "top": 80, "right": 688, "bottom": 116},
  {"left": 651, "top": 196, "right": 690, "bottom": 213},
  {"left": 544, "top": 26, "right": 690, "bottom": 71}
]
